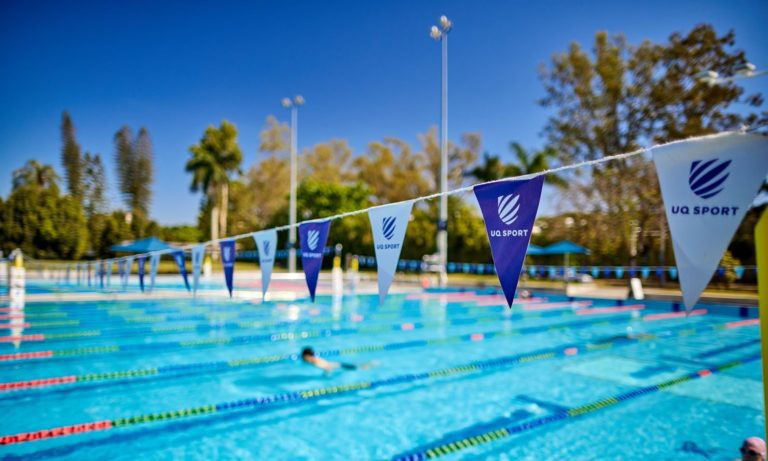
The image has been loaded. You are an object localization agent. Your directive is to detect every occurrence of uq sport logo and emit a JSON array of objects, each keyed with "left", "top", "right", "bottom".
[
  {"left": 497, "top": 194, "right": 520, "bottom": 225},
  {"left": 689, "top": 158, "right": 731, "bottom": 199},
  {"left": 490, "top": 193, "right": 529, "bottom": 238},
  {"left": 670, "top": 158, "right": 739, "bottom": 217},
  {"left": 222, "top": 246, "right": 232, "bottom": 262},
  {"left": 382, "top": 216, "right": 396, "bottom": 240},
  {"left": 307, "top": 230, "right": 319, "bottom": 251},
  {"left": 262, "top": 240, "right": 271, "bottom": 257}
]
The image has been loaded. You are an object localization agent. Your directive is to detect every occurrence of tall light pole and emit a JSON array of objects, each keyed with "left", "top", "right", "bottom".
[
  {"left": 431, "top": 15, "right": 452, "bottom": 287},
  {"left": 282, "top": 95, "right": 304, "bottom": 273},
  {"left": 696, "top": 62, "right": 767, "bottom": 85}
]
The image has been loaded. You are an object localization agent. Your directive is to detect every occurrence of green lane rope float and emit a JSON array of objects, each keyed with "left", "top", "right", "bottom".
[{"left": 0, "top": 320, "right": 757, "bottom": 446}]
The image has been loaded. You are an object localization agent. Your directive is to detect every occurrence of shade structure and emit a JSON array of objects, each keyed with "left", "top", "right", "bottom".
[
  {"left": 526, "top": 244, "right": 546, "bottom": 256},
  {"left": 542, "top": 240, "right": 590, "bottom": 255},
  {"left": 111, "top": 237, "right": 176, "bottom": 253}
]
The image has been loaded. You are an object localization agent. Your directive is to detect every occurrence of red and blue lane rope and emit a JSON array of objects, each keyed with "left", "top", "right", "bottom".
[
  {"left": 391, "top": 352, "right": 763, "bottom": 460},
  {"left": 0, "top": 304, "right": 638, "bottom": 363},
  {"left": 0, "top": 309, "right": 642, "bottom": 392},
  {"left": 0, "top": 298, "right": 577, "bottom": 343},
  {"left": 0, "top": 319, "right": 758, "bottom": 446}
]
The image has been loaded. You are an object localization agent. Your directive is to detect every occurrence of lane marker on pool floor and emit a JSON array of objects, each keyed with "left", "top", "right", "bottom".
[
  {"left": 390, "top": 351, "right": 762, "bottom": 460},
  {"left": 0, "top": 304, "right": 638, "bottom": 363},
  {"left": 0, "top": 319, "right": 758, "bottom": 446},
  {"left": 0, "top": 309, "right": 694, "bottom": 393},
  {"left": 0, "top": 298, "right": 585, "bottom": 344}
]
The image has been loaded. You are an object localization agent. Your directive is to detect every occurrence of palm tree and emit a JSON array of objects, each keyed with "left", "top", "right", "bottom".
[
  {"left": 186, "top": 121, "right": 243, "bottom": 241},
  {"left": 12, "top": 160, "right": 59, "bottom": 190},
  {"left": 470, "top": 142, "right": 567, "bottom": 187}
]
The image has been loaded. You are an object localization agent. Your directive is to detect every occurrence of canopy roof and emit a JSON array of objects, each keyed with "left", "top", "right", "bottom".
[
  {"left": 110, "top": 237, "right": 176, "bottom": 253},
  {"left": 542, "top": 240, "right": 590, "bottom": 255},
  {"left": 526, "top": 244, "right": 546, "bottom": 256}
]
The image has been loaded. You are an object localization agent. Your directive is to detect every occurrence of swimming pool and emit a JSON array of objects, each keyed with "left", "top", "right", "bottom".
[{"left": 0, "top": 286, "right": 763, "bottom": 460}]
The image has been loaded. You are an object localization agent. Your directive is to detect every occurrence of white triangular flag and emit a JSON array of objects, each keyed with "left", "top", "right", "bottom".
[
  {"left": 149, "top": 253, "right": 160, "bottom": 292},
  {"left": 191, "top": 244, "right": 206, "bottom": 296},
  {"left": 253, "top": 230, "right": 277, "bottom": 300},
  {"left": 368, "top": 201, "right": 414, "bottom": 305},
  {"left": 653, "top": 132, "right": 768, "bottom": 309}
]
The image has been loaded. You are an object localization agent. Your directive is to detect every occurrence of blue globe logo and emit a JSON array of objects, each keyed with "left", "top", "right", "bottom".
[{"left": 689, "top": 158, "right": 731, "bottom": 199}]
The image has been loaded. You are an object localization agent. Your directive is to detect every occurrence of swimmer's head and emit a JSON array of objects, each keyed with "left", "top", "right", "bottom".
[
  {"left": 742, "top": 437, "right": 766, "bottom": 460},
  {"left": 301, "top": 347, "right": 315, "bottom": 360}
]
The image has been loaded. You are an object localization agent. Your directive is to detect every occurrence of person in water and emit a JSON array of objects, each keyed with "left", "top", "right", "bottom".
[
  {"left": 301, "top": 347, "right": 373, "bottom": 373},
  {"left": 740, "top": 437, "right": 766, "bottom": 461}
]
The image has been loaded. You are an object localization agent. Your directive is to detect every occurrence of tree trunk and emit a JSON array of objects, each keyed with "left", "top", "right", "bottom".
[{"left": 219, "top": 181, "right": 228, "bottom": 238}]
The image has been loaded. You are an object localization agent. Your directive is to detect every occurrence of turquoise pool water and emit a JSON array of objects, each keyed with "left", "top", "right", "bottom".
[{"left": 0, "top": 285, "right": 764, "bottom": 460}]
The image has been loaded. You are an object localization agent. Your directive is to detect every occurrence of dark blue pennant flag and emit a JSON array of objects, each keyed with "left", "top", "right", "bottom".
[
  {"left": 172, "top": 250, "right": 190, "bottom": 291},
  {"left": 219, "top": 240, "right": 236, "bottom": 297},
  {"left": 299, "top": 220, "right": 331, "bottom": 302},
  {"left": 474, "top": 176, "right": 544, "bottom": 307},
  {"left": 137, "top": 255, "right": 147, "bottom": 292}
]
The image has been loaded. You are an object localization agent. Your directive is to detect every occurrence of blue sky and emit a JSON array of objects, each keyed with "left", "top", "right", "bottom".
[{"left": 1, "top": 0, "right": 766, "bottom": 225}]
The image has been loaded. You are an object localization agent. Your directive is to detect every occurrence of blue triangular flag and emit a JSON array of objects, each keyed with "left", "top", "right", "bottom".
[
  {"left": 474, "top": 176, "right": 544, "bottom": 307},
  {"left": 299, "top": 220, "right": 331, "bottom": 302}
]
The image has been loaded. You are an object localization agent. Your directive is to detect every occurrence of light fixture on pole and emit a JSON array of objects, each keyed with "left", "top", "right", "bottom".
[
  {"left": 431, "top": 15, "right": 452, "bottom": 287},
  {"left": 282, "top": 95, "right": 304, "bottom": 273},
  {"left": 696, "top": 62, "right": 767, "bottom": 86}
]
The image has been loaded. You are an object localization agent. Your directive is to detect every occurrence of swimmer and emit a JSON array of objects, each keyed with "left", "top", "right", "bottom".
[
  {"left": 740, "top": 437, "right": 766, "bottom": 461},
  {"left": 300, "top": 347, "right": 375, "bottom": 373}
]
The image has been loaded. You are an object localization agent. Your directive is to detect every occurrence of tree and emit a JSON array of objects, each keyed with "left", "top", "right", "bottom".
[
  {"left": 539, "top": 24, "right": 764, "bottom": 263},
  {"left": 470, "top": 143, "right": 566, "bottom": 187},
  {"left": 61, "top": 111, "right": 82, "bottom": 199},
  {"left": 301, "top": 140, "right": 356, "bottom": 184},
  {"left": 354, "top": 138, "right": 432, "bottom": 204},
  {"left": 114, "top": 126, "right": 154, "bottom": 218},
  {"left": 0, "top": 176, "right": 88, "bottom": 259},
  {"left": 82, "top": 152, "right": 107, "bottom": 217},
  {"left": 12, "top": 160, "right": 59, "bottom": 191},
  {"left": 258, "top": 115, "right": 290, "bottom": 155},
  {"left": 419, "top": 127, "right": 482, "bottom": 192},
  {"left": 186, "top": 120, "right": 243, "bottom": 240}
]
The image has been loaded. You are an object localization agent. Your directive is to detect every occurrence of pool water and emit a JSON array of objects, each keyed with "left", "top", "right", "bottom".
[{"left": 0, "top": 286, "right": 764, "bottom": 460}]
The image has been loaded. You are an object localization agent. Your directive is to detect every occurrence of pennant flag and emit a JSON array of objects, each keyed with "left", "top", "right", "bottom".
[
  {"left": 735, "top": 265, "right": 745, "bottom": 279},
  {"left": 591, "top": 267, "right": 600, "bottom": 279},
  {"left": 124, "top": 257, "right": 134, "bottom": 290},
  {"left": 106, "top": 260, "right": 113, "bottom": 288},
  {"left": 219, "top": 240, "right": 236, "bottom": 297},
  {"left": 117, "top": 259, "right": 125, "bottom": 289},
  {"left": 191, "top": 244, "right": 206, "bottom": 296},
  {"left": 149, "top": 253, "right": 160, "bottom": 292},
  {"left": 137, "top": 255, "right": 147, "bottom": 292},
  {"left": 653, "top": 132, "right": 768, "bottom": 309},
  {"left": 172, "top": 250, "right": 190, "bottom": 291},
  {"left": 299, "top": 220, "right": 331, "bottom": 302},
  {"left": 99, "top": 261, "right": 106, "bottom": 288},
  {"left": 474, "top": 176, "right": 544, "bottom": 307},
  {"left": 641, "top": 267, "right": 651, "bottom": 279},
  {"left": 368, "top": 201, "right": 414, "bottom": 305},
  {"left": 65, "top": 264, "right": 71, "bottom": 284},
  {"left": 87, "top": 263, "right": 93, "bottom": 287},
  {"left": 253, "top": 230, "right": 277, "bottom": 300}
]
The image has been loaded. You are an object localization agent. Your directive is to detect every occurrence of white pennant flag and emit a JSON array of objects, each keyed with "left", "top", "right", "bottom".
[
  {"left": 368, "top": 201, "right": 414, "bottom": 305},
  {"left": 252, "top": 230, "right": 277, "bottom": 301},
  {"left": 191, "top": 244, "right": 206, "bottom": 296},
  {"left": 106, "top": 260, "right": 113, "bottom": 288},
  {"left": 149, "top": 253, "right": 160, "bottom": 292},
  {"left": 653, "top": 132, "right": 768, "bottom": 309},
  {"left": 124, "top": 256, "right": 134, "bottom": 290}
]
